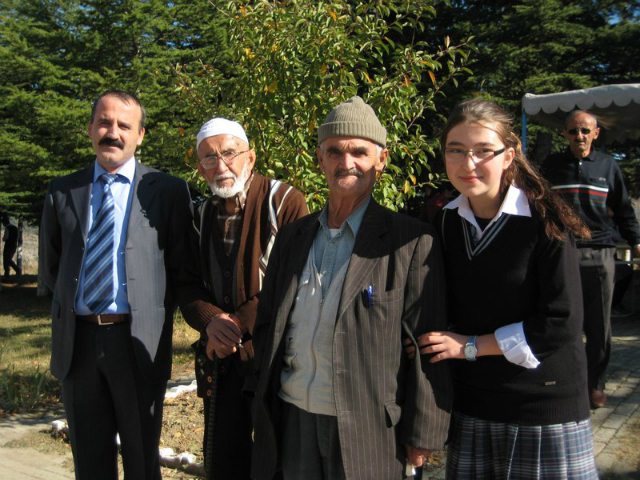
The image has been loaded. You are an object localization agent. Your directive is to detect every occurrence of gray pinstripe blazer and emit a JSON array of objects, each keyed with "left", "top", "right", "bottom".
[
  {"left": 251, "top": 199, "right": 452, "bottom": 480},
  {"left": 40, "top": 161, "right": 193, "bottom": 383}
]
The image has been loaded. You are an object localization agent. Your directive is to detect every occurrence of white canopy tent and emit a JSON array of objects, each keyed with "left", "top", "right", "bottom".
[{"left": 521, "top": 84, "right": 640, "bottom": 151}]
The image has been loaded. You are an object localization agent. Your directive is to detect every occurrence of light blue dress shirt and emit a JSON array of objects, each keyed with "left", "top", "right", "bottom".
[
  {"left": 75, "top": 158, "right": 136, "bottom": 315},
  {"left": 313, "top": 198, "right": 369, "bottom": 298}
]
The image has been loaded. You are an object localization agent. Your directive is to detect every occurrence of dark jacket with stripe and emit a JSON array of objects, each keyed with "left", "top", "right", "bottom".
[{"left": 541, "top": 149, "right": 640, "bottom": 248}]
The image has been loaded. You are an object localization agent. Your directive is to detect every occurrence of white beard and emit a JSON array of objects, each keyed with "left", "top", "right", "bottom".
[{"left": 208, "top": 161, "right": 251, "bottom": 198}]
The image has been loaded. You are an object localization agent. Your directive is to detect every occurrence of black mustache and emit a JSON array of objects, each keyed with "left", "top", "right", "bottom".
[
  {"left": 336, "top": 168, "right": 363, "bottom": 178},
  {"left": 99, "top": 137, "right": 125, "bottom": 149}
]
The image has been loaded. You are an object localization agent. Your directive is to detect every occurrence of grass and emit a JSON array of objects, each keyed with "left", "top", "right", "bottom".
[
  {"left": 0, "top": 277, "right": 58, "bottom": 415},
  {"left": 0, "top": 277, "right": 199, "bottom": 416}
]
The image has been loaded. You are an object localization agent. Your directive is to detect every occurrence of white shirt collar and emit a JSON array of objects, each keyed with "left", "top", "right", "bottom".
[
  {"left": 93, "top": 157, "right": 136, "bottom": 183},
  {"left": 444, "top": 184, "right": 531, "bottom": 237}
]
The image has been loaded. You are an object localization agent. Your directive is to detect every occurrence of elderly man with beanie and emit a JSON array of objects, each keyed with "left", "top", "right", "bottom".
[
  {"left": 250, "top": 96, "right": 452, "bottom": 480},
  {"left": 177, "top": 118, "right": 308, "bottom": 480}
]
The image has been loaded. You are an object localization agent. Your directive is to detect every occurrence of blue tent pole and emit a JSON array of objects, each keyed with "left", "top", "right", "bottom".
[{"left": 521, "top": 109, "right": 527, "bottom": 153}]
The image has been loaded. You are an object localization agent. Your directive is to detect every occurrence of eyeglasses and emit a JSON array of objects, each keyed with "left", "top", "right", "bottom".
[
  {"left": 444, "top": 147, "right": 506, "bottom": 163},
  {"left": 199, "top": 150, "right": 249, "bottom": 170},
  {"left": 566, "top": 127, "right": 593, "bottom": 136}
]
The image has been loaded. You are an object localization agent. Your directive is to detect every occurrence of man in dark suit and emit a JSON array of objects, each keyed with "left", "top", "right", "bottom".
[
  {"left": 251, "top": 96, "right": 452, "bottom": 480},
  {"left": 40, "top": 90, "right": 194, "bottom": 480}
]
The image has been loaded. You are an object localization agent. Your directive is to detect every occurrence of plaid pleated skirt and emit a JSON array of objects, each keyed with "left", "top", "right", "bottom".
[{"left": 446, "top": 411, "right": 599, "bottom": 479}]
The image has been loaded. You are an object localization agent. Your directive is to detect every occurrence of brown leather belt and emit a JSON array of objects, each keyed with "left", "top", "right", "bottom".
[{"left": 76, "top": 314, "right": 129, "bottom": 326}]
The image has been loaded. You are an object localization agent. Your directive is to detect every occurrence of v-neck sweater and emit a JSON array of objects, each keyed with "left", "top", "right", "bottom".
[{"left": 437, "top": 207, "right": 590, "bottom": 425}]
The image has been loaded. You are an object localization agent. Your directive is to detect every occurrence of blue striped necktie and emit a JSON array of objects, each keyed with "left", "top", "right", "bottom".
[{"left": 83, "top": 173, "right": 118, "bottom": 313}]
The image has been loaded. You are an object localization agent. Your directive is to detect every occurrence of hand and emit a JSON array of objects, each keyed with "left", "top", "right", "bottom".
[
  {"left": 405, "top": 331, "right": 467, "bottom": 363},
  {"left": 403, "top": 337, "right": 417, "bottom": 359},
  {"left": 418, "top": 331, "right": 467, "bottom": 362},
  {"left": 404, "top": 444, "right": 431, "bottom": 468},
  {"left": 205, "top": 313, "right": 243, "bottom": 359}
]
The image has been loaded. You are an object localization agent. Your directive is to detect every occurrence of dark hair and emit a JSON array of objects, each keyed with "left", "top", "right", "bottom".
[
  {"left": 440, "top": 99, "right": 590, "bottom": 241},
  {"left": 90, "top": 90, "right": 146, "bottom": 131}
]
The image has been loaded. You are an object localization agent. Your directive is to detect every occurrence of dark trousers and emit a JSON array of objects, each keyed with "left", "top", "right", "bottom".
[
  {"left": 578, "top": 247, "right": 615, "bottom": 392},
  {"left": 3, "top": 246, "right": 18, "bottom": 275},
  {"left": 282, "top": 402, "right": 346, "bottom": 480},
  {"left": 62, "top": 322, "right": 166, "bottom": 480},
  {"left": 202, "top": 358, "right": 253, "bottom": 480}
]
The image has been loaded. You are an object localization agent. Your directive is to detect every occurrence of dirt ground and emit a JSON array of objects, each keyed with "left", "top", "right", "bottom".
[
  {"left": 160, "top": 387, "right": 205, "bottom": 478},
  {"left": 1, "top": 362, "right": 206, "bottom": 478}
]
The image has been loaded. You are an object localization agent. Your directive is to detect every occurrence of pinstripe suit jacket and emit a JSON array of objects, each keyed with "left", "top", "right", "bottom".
[
  {"left": 251, "top": 199, "right": 452, "bottom": 480},
  {"left": 40, "top": 161, "right": 193, "bottom": 382}
]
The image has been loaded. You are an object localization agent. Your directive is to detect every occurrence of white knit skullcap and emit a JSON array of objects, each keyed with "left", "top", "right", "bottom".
[{"left": 196, "top": 118, "right": 249, "bottom": 149}]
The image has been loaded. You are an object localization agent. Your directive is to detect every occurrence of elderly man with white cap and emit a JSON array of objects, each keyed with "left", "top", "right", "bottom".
[{"left": 177, "top": 117, "right": 308, "bottom": 480}]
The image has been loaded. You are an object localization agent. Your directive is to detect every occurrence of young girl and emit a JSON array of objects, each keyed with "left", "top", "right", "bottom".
[{"left": 416, "top": 100, "right": 598, "bottom": 479}]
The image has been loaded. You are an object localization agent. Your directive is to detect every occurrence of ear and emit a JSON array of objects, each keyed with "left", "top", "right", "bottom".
[
  {"left": 136, "top": 128, "right": 146, "bottom": 146},
  {"left": 316, "top": 147, "right": 327, "bottom": 174},
  {"left": 502, "top": 147, "right": 515, "bottom": 171},
  {"left": 375, "top": 148, "right": 389, "bottom": 172},
  {"left": 593, "top": 127, "right": 600, "bottom": 140},
  {"left": 246, "top": 148, "right": 257, "bottom": 171}
]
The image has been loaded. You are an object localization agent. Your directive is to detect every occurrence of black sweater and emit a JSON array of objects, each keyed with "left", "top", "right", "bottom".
[
  {"left": 437, "top": 207, "right": 590, "bottom": 425},
  {"left": 542, "top": 149, "right": 640, "bottom": 248}
]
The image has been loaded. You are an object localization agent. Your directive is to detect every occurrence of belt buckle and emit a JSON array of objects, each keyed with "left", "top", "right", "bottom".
[{"left": 97, "top": 314, "right": 114, "bottom": 326}]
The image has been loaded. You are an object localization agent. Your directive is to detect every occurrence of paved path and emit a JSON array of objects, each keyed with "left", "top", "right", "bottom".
[
  {"left": 0, "top": 409, "right": 72, "bottom": 479},
  {"left": 1, "top": 318, "right": 639, "bottom": 479},
  {"left": 589, "top": 315, "right": 640, "bottom": 479}
]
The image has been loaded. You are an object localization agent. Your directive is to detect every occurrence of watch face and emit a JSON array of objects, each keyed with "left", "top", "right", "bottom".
[{"left": 464, "top": 345, "right": 477, "bottom": 360}]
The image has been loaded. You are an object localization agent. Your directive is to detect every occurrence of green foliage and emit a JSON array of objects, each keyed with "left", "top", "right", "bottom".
[
  {"left": 0, "top": 0, "right": 227, "bottom": 221},
  {"left": 0, "top": 362, "right": 60, "bottom": 414},
  {"left": 7, "top": 0, "right": 636, "bottom": 217},
  {"left": 429, "top": 0, "right": 640, "bottom": 152},
  {"left": 176, "top": 0, "right": 473, "bottom": 212}
]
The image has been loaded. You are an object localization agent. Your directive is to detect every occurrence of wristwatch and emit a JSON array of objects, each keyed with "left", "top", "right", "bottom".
[{"left": 464, "top": 335, "right": 478, "bottom": 362}]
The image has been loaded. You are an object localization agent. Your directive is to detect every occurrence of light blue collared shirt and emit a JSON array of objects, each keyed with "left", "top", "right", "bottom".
[
  {"left": 313, "top": 198, "right": 370, "bottom": 298},
  {"left": 75, "top": 158, "right": 136, "bottom": 315}
]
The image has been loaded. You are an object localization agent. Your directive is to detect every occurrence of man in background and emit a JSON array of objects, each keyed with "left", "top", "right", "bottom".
[
  {"left": 2, "top": 215, "right": 20, "bottom": 279},
  {"left": 542, "top": 110, "right": 640, "bottom": 409}
]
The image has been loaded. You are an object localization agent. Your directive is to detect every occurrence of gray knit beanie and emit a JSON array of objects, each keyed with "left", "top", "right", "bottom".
[{"left": 318, "top": 96, "right": 387, "bottom": 147}]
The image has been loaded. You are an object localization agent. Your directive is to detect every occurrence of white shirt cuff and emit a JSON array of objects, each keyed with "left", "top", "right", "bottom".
[{"left": 494, "top": 322, "right": 540, "bottom": 369}]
